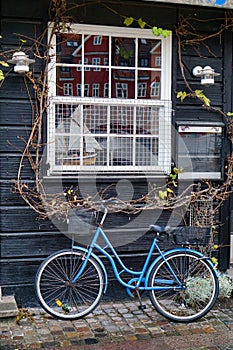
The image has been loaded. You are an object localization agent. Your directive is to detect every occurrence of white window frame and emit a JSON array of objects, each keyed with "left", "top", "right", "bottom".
[
  {"left": 77, "top": 83, "right": 89, "bottom": 97},
  {"left": 92, "top": 83, "right": 100, "bottom": 97},
  {"left": 93, "top": 35, "right": 102, "bottom": 45},
  {"left": 104, "top": 83, "right": 109, "bottom": 97},
  {"left": 116, "top": 83, "right": 128, "bottom": 98},
  {"left": 77, "top": 58, "right": 90, "bottom": 71},
  {"left": 92, "top": 57, "right": 101, "bottom": 71},
  {"left": 47, "top": 23, "right": 172, "bottom": 176},
  {"left": 151, "top": 82, "right": 160, "bottom": 97},
  {"left": 63, "top": 83, "right": 73, "bottom": 96},
  {"left": 138, "top": 83, "right": 147, "bottom": 97},
  {"left": 155, "top": 56, "right": 161, "bottom": 67}
]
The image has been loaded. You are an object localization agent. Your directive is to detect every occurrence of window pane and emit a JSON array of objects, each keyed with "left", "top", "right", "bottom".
[
  {"left": 53, "top": 102, "right": 161, "bottom": 168},
  {"left": 136, "top": 137, "right": 158, "bottom": 165},
  {"left": 112, "top": 37, "right": 135, "bottom": 67},
  {"left": 138, "top": 39, "right": 161, "bottom": 69},
  {"left": 178, "top": 127, "right": 222, "bottom": 173}
]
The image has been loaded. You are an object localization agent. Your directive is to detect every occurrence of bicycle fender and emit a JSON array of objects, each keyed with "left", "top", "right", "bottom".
[
  {"left": 145, "top": 248, "right": 217, "bottom": 287},
  {"left": 72, "top": 246, "right": 108, "bottom": 293}
]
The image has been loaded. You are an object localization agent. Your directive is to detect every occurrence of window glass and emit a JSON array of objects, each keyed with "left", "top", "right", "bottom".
[
  {"left": 48, "top": 24, "right": 172, "bottom": 175},
  {"left": 178, "top": 126, "right": 223, "bottom": 179}
]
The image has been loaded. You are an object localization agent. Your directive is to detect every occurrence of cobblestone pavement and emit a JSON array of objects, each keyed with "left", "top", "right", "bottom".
[{"left": 0, "top": 298, "right": 232, "bottom": 350}]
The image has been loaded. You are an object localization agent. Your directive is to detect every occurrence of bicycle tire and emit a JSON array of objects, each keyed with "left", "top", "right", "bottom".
[
  {"left": 148, "top": 250, "right": 219, "bottom": 323},
  {"left": 35, "top": 249, "right": 104, "bottom": 320}
]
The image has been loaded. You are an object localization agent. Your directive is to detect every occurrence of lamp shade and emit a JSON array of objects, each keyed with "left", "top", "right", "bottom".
[{"left": 8, "top": 51, "right": 35, "bottom": 73}]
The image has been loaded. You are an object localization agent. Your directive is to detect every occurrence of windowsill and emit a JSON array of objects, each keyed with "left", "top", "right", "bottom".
[
  {"left": 42, "top": 171, "right": 168, "bottom": 180},
  {"left": 178, "top": 172, "right": 222, "bottom": 180}
]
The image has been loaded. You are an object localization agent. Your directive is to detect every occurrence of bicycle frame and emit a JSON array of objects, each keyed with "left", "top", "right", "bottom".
[{"left": 72, "top": 224, "right": 187, "bottom": 294}]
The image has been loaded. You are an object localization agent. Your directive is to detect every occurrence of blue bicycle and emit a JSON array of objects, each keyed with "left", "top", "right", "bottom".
[{"left": 35, "top": 203, "right": 219, "bottom": 323}]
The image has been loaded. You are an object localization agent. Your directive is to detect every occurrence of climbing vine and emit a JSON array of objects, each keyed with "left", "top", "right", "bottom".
[{"left": 0, "top": 0, "right": 233, "bottom": 248}]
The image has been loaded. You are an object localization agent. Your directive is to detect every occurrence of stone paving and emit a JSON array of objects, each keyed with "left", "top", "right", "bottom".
[{"left": 0, "top": 297, "right": 232, "bottom": 350}]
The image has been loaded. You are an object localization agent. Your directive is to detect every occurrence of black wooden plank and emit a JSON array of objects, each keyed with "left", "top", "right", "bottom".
[
  {"left": 180, "top": 35, "right": 223, "bottom": 58},
  {"left": 0, "top": 259, "right": 41, "bottom": 285},
  {"left": 0, "top": 126, "right": 44, "bottom": 155},
  {"left": 174, "top": 108, "right": 224, "bottom": 123},
  {"left": 0, "top": 155, "right": 35, "bottom": 179},
  {"left": 0, "top": 207, "right": 65, "bottom": 232},
  {"left": 0, "top": 180, "right": 33, "bottom": 205},
  {"left": 0, "top": 75, "right": 35, "bottom": 100},
  {"left": 178, "top": 7, "right": 226, "bottom": 33},
  {"left": 0, "top": 100, "right": 33, "bottom": 126},
  {"left": 1, "top": 0, "right": 49, "bottom": 18},
  {"left": 0, "top": 232, "right": 71, "bottom": 258}
]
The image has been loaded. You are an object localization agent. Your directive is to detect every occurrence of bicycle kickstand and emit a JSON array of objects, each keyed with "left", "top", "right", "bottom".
[{"left": 135, "top": 288, "right": 146, "bottom": 311}]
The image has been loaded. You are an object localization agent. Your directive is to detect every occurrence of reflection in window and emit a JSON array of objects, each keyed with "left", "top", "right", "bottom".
[
  {"left": 77, "top": 84, "right": 89, "bottom": 97},
  {"left": 92, "top": 83, "right": 100, "bottom": 97},
  {"left": 60, "top": 66, "right": 71, "bottom": 72},
  {"left": 67, "top": 41, "right": 79, "bottom": 47},
  {"left": 151, "top": 82, "right": 160, "bottom": 97},
  {"left": 116, "top": 83, "right": 128, "bottom": 98},
  {"left": 77, "top": 58, "right": 90, "bottom": 71},
  {"left": 63, "top": 83, "right": 73, "bottom": 96},
  {"left": 155, "top": 56, "right": 161, "bottom": 67},
  {"left": 104, "top": 83, "right": 109, "bottom": 97},
  {"left": 139, "top": 58, "right": 149, "bottom": 67},
  {"left": 92, "top": 58, "right": 101, "bottom": 71},
  {"left": 93, "top": 36, "right": 102, "bottom": 45},
  {"left": 54, "top": 103, "right": 164, "bottom": 168},
  {"left": 178, "top": 125, "right": 223, "bottom": 179},
  {"left": 48, "top": 25, "right": 172, "bottom": 174},
  {"left": 138, "top": 83, "right": 147, "bottom": 97}
]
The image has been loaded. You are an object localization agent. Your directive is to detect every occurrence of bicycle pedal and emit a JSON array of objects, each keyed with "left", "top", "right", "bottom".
[{"left": 138, "top": 304, "right": 147, "bottom": 311}]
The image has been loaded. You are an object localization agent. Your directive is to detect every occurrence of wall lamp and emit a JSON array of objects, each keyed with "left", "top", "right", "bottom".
[
  {"left": 8, "top": 51, "right": 35, "bottom": 73},
  {"left": 192, "top": 65, "right": 220, "bottom": 86}
]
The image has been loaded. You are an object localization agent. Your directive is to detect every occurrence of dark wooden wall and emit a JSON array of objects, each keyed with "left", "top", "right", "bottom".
[{"left": 0, "top": 0, "right": 232, "bottom": 305}]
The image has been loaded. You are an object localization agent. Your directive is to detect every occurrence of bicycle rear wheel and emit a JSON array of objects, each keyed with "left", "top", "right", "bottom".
[
  {"left": 35, "top": 249, "right": 104, "bottom": 320},
  {"left": 148, "top": 250, "right": 219, "bottom": 323}
]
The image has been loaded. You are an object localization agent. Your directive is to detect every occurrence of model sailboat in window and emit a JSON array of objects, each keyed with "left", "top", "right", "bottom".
[{"left": 63, "top": 106, "right": 102, "bottom": 165}]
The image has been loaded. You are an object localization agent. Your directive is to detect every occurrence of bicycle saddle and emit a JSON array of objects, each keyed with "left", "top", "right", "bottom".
[{"left": 149, "top": 224, "right": 170, "bottom": 234}]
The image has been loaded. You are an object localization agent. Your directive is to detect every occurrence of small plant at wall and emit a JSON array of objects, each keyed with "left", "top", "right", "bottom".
[{"left": 185, "top": 273, "right": 233, "bottom": 303}]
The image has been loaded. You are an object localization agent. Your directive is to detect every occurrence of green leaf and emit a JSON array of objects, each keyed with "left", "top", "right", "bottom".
[
  {"left": 152, "top": 27, "right": 160, "bottom": 36},
  {"left": 162, "top": 29, "right": 172, "bottom": 38},
  {"left": 177, "top": 91, "right": 187, "bottom": 102},
  {"left": 159, "top": 190, "right": 167, "bottom": 200},
  {"left": 0, "top": 61, "right": 9, "bottom": 67},
  {"left": 227, "top": 112, "right": 233, "bottom": 117},
  {"left": 194, "top": 90, "right": 210, "bottom": 106},
  {"left": 20, "top": 39, "right": 27, "bottom": 43},
  {"left": 124, "top": 17, "right": 134, "bottom": 27},
  {"left": 194, "top": 89, "right": 204, "bottom": 98},
  {"left": 0, "top": 69, "right": 4, "bottom": 81},
  {"left": 202, "top": 96, "right": 210, "bottom": 106},
  {"left": 169, "top": 173, "right": 177, "bottom": 181},
  {"left": 167, "top": 188, "right": 174, "bottom": 193},
  {"left": 138, "top": 18, "right": 146, "bottom": 29}
]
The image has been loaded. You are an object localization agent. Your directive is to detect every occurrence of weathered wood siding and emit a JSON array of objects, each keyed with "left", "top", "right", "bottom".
[{"left": 0, "top": 0, "right": 232, "bottom": 304}]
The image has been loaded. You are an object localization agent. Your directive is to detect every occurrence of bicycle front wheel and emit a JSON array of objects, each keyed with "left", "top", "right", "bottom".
[
  {"left": 35, "top": 249, "right": 104, "bottom": 320},
  {"left": 148, "top": 250, "right": 219, "bottom": 323}
]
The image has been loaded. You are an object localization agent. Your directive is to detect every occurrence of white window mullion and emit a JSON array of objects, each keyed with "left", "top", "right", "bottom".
[
  {"left": 81, "top": 34, "right": 85, "bottom": 97},
  {"left": 135, "top": 38, "right": 138, "bottom": 100},
  {"left": 161, "top": 35, "right": 172, "bottom": 101},
  {"left": 133, "top": 106, "right": 137, "bottom": 166},
  {"left": 109, "top": 36, "right": 112, "bottom": 99}
]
